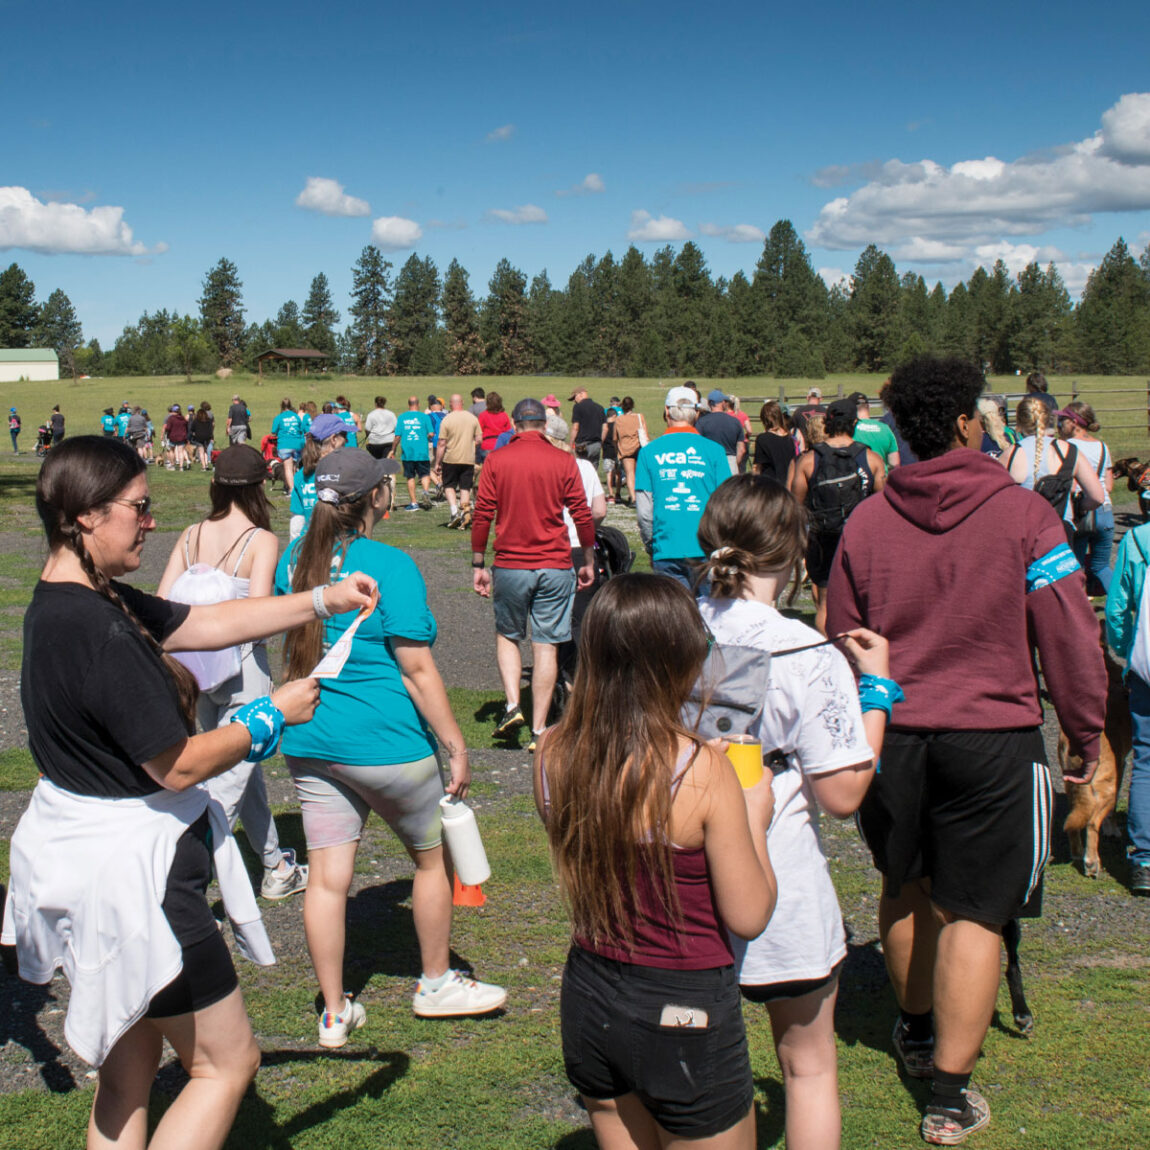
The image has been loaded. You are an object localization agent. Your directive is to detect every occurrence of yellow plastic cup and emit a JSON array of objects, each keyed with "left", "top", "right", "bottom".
[{"left": 725, "top": 735, "right": 764, "bottom": 788}]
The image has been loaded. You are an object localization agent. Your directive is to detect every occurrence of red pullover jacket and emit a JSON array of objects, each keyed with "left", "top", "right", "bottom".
[
  {"left": 826, "top": 448, "right": 1105, "bottom": 760},
  {"left": 471, "top": 431, "right": 594, "bottom": 568}
]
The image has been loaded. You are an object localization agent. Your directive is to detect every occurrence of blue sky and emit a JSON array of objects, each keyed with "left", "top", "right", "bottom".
[{"left": 4, "top": 0, "right": 1150, "bottom": 345}]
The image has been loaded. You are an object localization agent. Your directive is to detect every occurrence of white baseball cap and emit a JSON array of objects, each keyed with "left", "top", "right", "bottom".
[{"left": 664, "top": 386, "right": 699, "bottom": 408}]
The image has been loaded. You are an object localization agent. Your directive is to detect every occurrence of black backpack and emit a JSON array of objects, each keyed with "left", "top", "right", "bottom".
[
  {"left": 808, "top": 442, "right": 870, "bottom": 533},
  {"left": 1009, "top": 441, "right": 1077, "bottom": 519},
  {"left": 595, "top": 524, "right": 634, "bottom": 580}
]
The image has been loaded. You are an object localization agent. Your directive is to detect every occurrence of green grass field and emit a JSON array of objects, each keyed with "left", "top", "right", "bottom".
[{"left": 0, "top": 373, "right": 1148, "bottom": 1148}]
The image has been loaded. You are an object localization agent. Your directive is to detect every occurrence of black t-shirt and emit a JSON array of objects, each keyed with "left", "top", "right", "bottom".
[
  {"left": 696, "top": 410, "right": 745, "bottom": 456},
  {"left": 572, "top": 398, "right": 606, "bottom": 445},
  {"left": 22, "top": 581, "right": 191, "bottom": 797},
  {"left": 189, "top": 414, "right": 214, "bottom": 444},
  {"left": 791, "top": 404, "right": 826, "bottom": 436},
  {"left": 50, "top": 413, "right": 65, "bottom": 434},
  {"left": 753, "top": 432, "right": 797, "bottom": 481},
  {"left": 227, "top": 403, "right": 249, "bottom": 432}
]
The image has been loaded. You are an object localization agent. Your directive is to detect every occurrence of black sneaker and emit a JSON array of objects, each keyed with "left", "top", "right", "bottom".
[
  {"left": 494, "top": 705, "right": 525, "bottom": 737},
  {"left": 892, "top": 1018, "right": 934, "bottom": 1079},
  {"left": 1131, "top": 863, "right": 1150, "bottom": 896}
]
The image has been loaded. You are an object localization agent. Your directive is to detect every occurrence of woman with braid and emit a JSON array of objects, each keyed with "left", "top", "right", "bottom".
[
  {"left": 1, "top": 437, "right": 374, "bottom": 1150},
  {"left": 1007, "top": 395, "right": 1103, "bottom": 543}
]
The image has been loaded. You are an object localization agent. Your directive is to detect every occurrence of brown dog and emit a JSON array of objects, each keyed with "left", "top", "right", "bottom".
[
  {"left": 1112, "top": 457, "right": 1150, "bottom": 522},
  {"left": 1059, "top": 636, "right": 1131, "bottom": 877}
]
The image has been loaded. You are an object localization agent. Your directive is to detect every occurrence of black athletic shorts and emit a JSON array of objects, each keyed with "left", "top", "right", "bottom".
[
  {"left": 146, "top": 812, "right": 238, "bottom": 1017},
  {"left": 805, "top": 530, "right": 842, "bottom": 587},
  {"left": 366, "top": 442, "right": 394, "bottom": 459},
  {"left": 560, "top": 946, "right": 752, "bottom": 1138},
  {"left": 441, "top": 462, "right": 475, "bottom": 491},
  {"left": 857, "top": 728, "right": 1052, "bottom": 925},
  {"left": 740, "top": 959, "right": 843, "bottom": 1005}
]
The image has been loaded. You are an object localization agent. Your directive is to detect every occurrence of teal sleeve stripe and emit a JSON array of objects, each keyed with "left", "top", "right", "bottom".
[{"left": 1026, "top": 544, "right": 1081, "bottom": 593}]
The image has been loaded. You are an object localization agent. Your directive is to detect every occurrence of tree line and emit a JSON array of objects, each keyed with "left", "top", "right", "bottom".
[{"left": 2, "top": 223, "right": 1149, "bottom": 380}]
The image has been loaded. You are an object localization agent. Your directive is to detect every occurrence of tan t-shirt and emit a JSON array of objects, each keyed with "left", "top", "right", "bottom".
[{"left": 438, "top": 409, "right": 482, "bottom": 465}]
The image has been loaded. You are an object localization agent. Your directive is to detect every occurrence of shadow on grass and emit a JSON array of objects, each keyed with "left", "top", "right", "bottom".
[
  {"left": 0, "top": 918, "right": 78, "bottom": 1094},
  {"left": 152, "top": 1048, "right": 410, "bottom": 1149}
]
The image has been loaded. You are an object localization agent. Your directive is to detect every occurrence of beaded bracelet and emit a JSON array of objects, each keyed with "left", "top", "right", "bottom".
[
  {"left": 858, "top": 673, "right": 905, "bottom": 718},
  {"left": 230, "top": 696, "right": 286, "bottom": 762}
]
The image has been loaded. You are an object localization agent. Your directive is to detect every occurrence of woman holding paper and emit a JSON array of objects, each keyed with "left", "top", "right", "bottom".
[
  {"left": 276, "top": 448, "right": 506, "bottom": 1048},
  {"left": 4, "top": 436, "right": 374, "bottom": 1150}
]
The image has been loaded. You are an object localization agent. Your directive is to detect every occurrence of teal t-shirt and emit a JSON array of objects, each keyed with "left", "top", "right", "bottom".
[
  {"left": 336, "top": 410, "right": 358, "bottom": 448},
  {"left": 852, "top": 418, "right": 897, "bottom": 462},
  {"left": 290, "top": 473, "right": 317, "bottom": 531},
  {"left": 116, "top": 412, "right": 130, "bottom": 436},
  {"left": 397, "top": 411, "right": 432, "bottom": 462},
  {"left": 272, "top": 410, "right": 305, "bottom": 452},
  {"left": 101, "top": 414, "right": 116, "bottom": 434},
  {"left": 275, "top": 537, "right": 439, "bottom": 765},
  {"left": 300, "top": 411, "right": 312, "bottom": 435},
  {"left": 634, "top": 430, "right": 730, "bottom": 561}
]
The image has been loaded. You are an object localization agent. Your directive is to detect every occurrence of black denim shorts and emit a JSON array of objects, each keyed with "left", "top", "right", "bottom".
[{"left": 560, "top": 946, "right": 753, "bottom": 1138}]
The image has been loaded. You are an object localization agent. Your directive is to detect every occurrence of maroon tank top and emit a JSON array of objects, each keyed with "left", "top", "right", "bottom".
[{"left": 543, "top": 744, "right": 734, "bottom": 970}]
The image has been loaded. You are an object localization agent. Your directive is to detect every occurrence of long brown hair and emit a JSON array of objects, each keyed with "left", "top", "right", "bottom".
[
  {"left": 207, "top": 479, "right": 272, "bottom": 530},
  {"left": 697, "top": 475, "right": 806, "bottom": 602},
  {"left": 544, "top": 573, "right": 710, "bottom": 949},
  {"left": 283, "top": 493, "right": 371, "bottom": 678},
  {"left": 36, "top": 437, "right": 198, "bottom": 730}
]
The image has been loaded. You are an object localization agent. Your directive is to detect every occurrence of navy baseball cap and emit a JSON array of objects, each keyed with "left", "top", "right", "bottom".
[{"left": 512, "top": 397, "right": 546, "bottom": 423}]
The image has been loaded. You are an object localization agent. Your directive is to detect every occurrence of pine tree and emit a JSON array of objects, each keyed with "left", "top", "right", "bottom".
[
  {"left": 0, "top": 263, "right": 38, "bottom": 348},
  {"left": 34, "top": 289, "right": 83, "bottom": 378},
  {"left": 198, "top": 258, "right": 246, "bottom": 367},
  {"left": 348, "top": 246, "right": 393, "bottom": 375},
  {"left": 1011, "top": 263, "right": 1071, "bottom": 371},
  {"left": 752, "top": 220, "right": 828, "bottom": 372},
  {"left": 301, "top": 273, "right": 341, "bottom": 357},
  {"left": 273, "top": 300, "right": 305, "bottom": 349},
  {"left": 618, "top": 246, "right": 654, "bottom": 376},
  {"left": 1076, "top": 238, "right": 1150, "bottom": 373},
  {"left": 528, "top": 271, "right": 560, "bottom": 372},
  {"left": 442, "top": 259, "right": 484, "bottom": 375},
  {"left": 389, "top": 255, "right": 441, "bottom": 375},
  {"left": 481, "top": 259, "right": 531, "bottom": 375},
  {"left": 848, "top": 245, "right": 902, "bottom": 371},
  {"left": 558, "top": 255, "right": 594, "bottom": 374}
]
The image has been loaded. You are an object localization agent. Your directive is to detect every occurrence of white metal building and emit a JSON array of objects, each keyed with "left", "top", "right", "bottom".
[{"left": 0, "top": 349, "right": 59, "bottom": 382}]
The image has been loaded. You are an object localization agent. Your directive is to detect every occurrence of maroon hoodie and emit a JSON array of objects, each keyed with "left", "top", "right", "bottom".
[{"left": 826, "top": 449, "right": 1105, "bottom": 759}]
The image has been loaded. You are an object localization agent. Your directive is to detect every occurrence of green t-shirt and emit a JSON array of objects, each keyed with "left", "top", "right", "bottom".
[
  {"left": 634, "top": 430, "right": 730, "bottom": 561},
  {"left": 853, "top": 417, "right": 898, "bottom": 462},
  {"left": 275, "top": 537, "right": 438, "bottom": 765}
]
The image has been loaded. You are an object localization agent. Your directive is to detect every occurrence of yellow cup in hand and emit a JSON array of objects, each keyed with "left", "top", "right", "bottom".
[{"left": 725, "top": 734, "right": 764, "bottom": 788}]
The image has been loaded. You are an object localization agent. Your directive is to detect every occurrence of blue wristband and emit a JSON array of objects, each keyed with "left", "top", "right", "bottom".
[
  {"left": 230, "top": 696, "right": 286, "bottom": 762},
  {"left": 858, "top": 674, "right": 905, "bottom": 718}
]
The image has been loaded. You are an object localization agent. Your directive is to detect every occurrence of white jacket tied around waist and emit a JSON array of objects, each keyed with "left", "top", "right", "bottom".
[{"left": 1, "top": 778, "right": 275, "bottom": 1067}]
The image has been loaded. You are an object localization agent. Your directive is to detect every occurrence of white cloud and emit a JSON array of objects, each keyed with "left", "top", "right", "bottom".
[
  {"left": 808, "top": 92, "right": 1150, "bottom": 257},
  {"left": 817, "top": 266, "right": 849, "bottom": 290},
  {"left": 486, "top": 204, "right": 548, "bottom": 225},
  {"left": 487, "top": 123, "right": 516, "bottom": 142},
  {"left": 627, "top": 210, "right": 691, "bottom": 242},
  {"left": 295, "top": 177, "right": 370, "bottom": 217},
  {"left": 0, "top": 186, "right": 159, "bottom": 255},
  {"left": 556, "top": 173, "right": 605, "bottom": 197},
  {"left": 371, "top": 216, "right": 423, "bottom": 251},
  {"left": 699, "top": 222, "right": 765, "bottom": 243},
  {"left": 1099, "top": 93, "right": 1150, "bottom": 164}
]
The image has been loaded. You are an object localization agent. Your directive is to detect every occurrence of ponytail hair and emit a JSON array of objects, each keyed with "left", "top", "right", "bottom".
[
  {"left": 697, "top": 475, "right": 806, "bottom": 604},
  {"left": 283, "top": 493, "right": 371, "bottom": 679},
  {"left": 36, "top": 437, "right": 199, "bottom": 730}
]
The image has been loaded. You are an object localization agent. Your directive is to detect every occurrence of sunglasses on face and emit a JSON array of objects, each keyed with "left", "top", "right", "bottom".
[{"left": 112, "top": 496, "right": 153, "bottom": 520}]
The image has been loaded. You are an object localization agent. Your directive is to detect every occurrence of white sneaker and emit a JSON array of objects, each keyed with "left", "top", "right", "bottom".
[
  {"left": 412, "top": 970, "right": 507, "bottom": 1018},
  {"left": 261, "top": 849, "right": 308, "bottom": 899},
  {"left": 318, "top": 995, "right": 366, "bottom": 1048}
]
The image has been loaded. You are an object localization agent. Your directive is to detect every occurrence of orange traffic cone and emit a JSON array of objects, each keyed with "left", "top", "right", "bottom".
[{"left": 453, "top": 874, "right": 486, "bottom": 907}]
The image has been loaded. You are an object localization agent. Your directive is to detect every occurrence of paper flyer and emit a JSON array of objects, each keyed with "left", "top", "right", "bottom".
[{"left": 309, "top": 588, "right": 379, "bottom": 679}]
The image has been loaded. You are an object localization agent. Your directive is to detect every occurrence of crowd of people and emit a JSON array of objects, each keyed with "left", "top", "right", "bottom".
[{"left": 1, "top": 357, "right": 1142, "bottom": 1150}]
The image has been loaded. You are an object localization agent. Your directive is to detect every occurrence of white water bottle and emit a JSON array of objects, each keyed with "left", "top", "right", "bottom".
[{"left": 439, "top": 795, "right": 491, "bottom": 886}]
